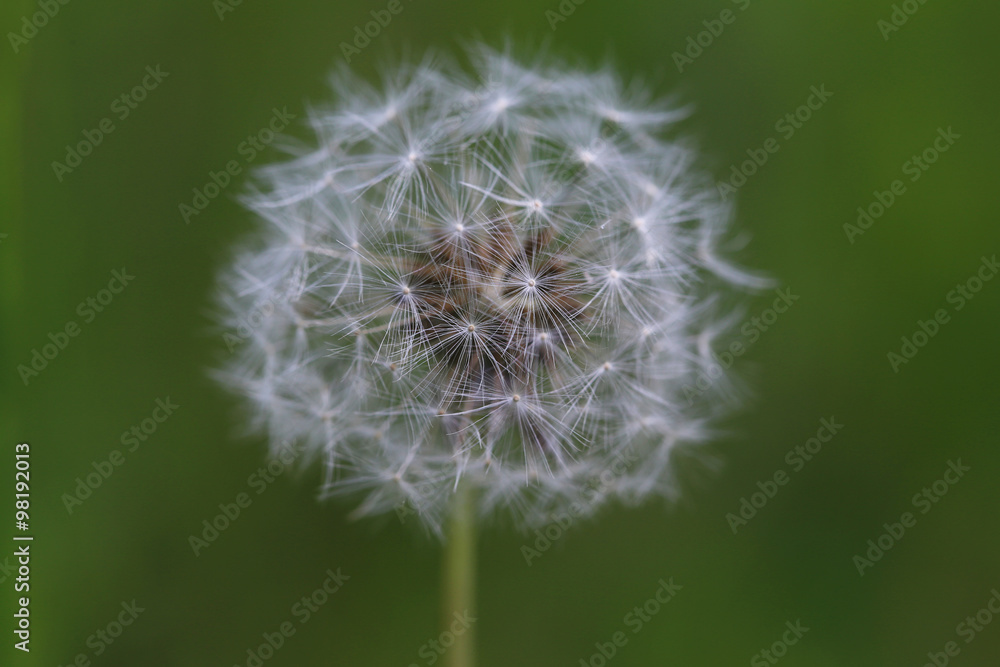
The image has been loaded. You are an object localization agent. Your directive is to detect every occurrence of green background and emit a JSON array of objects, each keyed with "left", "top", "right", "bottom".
[{"left": 3, "top": 0, "right": 999, "bottom": 665}]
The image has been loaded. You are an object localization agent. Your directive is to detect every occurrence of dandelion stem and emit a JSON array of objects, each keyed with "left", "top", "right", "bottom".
[{"left": 442, "top": 481, "right": 476, "bottom": 667}]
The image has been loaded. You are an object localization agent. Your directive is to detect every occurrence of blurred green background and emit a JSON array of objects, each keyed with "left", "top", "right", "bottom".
[{"left": 3, "top": 0, "right": 999, "bottom": 665}]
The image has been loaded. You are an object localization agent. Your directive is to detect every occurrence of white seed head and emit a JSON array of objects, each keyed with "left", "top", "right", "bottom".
[{"left": 214, "top": 46, "right": 760, "bottom": 535}]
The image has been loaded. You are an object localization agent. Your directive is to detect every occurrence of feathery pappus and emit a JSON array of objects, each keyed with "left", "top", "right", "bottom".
[{"left": 214, "top": 45, "right": 764, "bottom": 535}]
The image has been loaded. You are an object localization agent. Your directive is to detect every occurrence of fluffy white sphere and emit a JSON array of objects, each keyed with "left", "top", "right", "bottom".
[{"left": 215, "top": 46, "right": 759, "bottom": 534}]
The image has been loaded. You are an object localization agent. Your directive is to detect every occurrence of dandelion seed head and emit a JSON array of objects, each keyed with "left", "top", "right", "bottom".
[{"left": 215, "top": 45, "right": 759, "bottom": 535}]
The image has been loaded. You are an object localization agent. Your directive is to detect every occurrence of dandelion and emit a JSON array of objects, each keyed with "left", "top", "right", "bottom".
[{"left": 214, "top": 44, "right": 761, "bottom": 667}]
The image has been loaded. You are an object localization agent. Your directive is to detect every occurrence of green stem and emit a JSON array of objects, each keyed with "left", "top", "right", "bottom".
[{"left": 442, "top": 482, "right": 476, "bottom": 667}]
